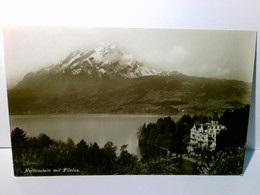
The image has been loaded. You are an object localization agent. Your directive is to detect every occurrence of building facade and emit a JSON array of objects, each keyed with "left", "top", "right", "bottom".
[{"left": 187, "top": 120, "right": 226, "bottom": 153}]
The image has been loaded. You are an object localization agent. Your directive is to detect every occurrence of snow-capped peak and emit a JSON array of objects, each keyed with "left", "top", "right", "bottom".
[
  {"left": 91, "top": 44, "right": 121, "bottom": 64},
  {"left": 36, "top": 44, "right": 161, "bottom": 79}
]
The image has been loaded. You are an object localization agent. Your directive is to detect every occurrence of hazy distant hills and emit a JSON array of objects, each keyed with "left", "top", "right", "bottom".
[{"left": 8, "top": 44, "right": 252, "bottom": 115}]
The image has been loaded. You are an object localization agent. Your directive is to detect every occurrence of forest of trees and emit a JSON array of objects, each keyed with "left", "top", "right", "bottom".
[
  {"left": 138, "top": 115, "right": 209, "bottom": 160},
  {"left": 12, "top": 128, "right": 139, "bottom": 176},
  {"left": 11, "top": 128, "right": 185, "bottom": 175},
  {"left": 11, "top": 105, "right": 250, "bottom": 176},
  {"left": 138, "top": 105, "right": 250, "bottom": 174}
]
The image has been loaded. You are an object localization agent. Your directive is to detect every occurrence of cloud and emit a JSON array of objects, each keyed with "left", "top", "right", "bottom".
[
  {"left": 103, "top": 51, "right": 122, "bottom": 63},
  {"left": 140, "top": 45, "right": 233, "bottom": 81},
  {"left": 196, "top": 64, "right": 230, "bottom": 78},
  {"left": 141, "top": 45, "right": 189, "bottom": 71}
]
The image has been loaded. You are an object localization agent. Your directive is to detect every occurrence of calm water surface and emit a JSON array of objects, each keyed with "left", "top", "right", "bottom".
[{"left": 10, "top": 114, "right": 181, "bottom": 156}]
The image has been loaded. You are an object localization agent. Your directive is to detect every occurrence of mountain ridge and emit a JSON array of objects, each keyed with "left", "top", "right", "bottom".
[
  {"left": 16, "top": 44, "right": 161, "bottom": 87},
  {"left": 9, "top": 44, "right": 252, "bottom": 115}
]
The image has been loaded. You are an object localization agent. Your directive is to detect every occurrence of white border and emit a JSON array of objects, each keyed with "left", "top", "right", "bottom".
[{"left": 0, "top": 1, "right": 259, "bottom": 194}]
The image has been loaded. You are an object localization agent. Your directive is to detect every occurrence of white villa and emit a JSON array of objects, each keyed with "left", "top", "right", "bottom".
[{"left": 187, "top": 120, "right": 226, "bottom": 153}]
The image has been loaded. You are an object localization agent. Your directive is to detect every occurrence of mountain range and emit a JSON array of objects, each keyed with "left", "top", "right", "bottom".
[{"left": 8, "top": 44, "right": 252, "bottom": 115}]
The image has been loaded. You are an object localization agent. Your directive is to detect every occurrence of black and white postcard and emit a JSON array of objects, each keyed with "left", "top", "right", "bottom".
[{"left": 3, "top": 26, "right": 256, "bottom": 176}]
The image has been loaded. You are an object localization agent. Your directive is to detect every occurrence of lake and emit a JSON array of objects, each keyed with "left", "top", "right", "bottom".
[{"left": 9, "top": 114, "right": 181, "bottom": 156}]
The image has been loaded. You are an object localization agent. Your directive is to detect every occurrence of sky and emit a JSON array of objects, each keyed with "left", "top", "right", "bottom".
[{"left": 3, "top": 26, "right": 256, "bottom": 88}]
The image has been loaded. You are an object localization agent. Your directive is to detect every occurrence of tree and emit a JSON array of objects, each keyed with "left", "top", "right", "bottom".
[
  {"left": 117, "top": 145, "right": 139, "bottom": 174},
  {"left": 101, "top": 142, "right": 117, "bottom": 174},
  {"left": 11, "top": 128, "right": 28, "bottom": 158},
  {"left": 37, "top": 133, "right": 53, "bottom": 149},
  {"left": 217, "top": 105, "right": 250, "bottom": 151},
  {"left": 74, "top": 139, "right": 89, "bottom": 167},
  {"left": 43, "top": 139, "right": 76, "bottom": 169},
  {"left": 199, "top": 146, "right": 245, "bottom": 175},
  {"left": 103, "top": 141, "right": 117, "bottom": 162}
]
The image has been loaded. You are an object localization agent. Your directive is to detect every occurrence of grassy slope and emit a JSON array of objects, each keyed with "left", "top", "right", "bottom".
[{"left": 7, "top": 74, "right": 252, "bottom": 115}]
